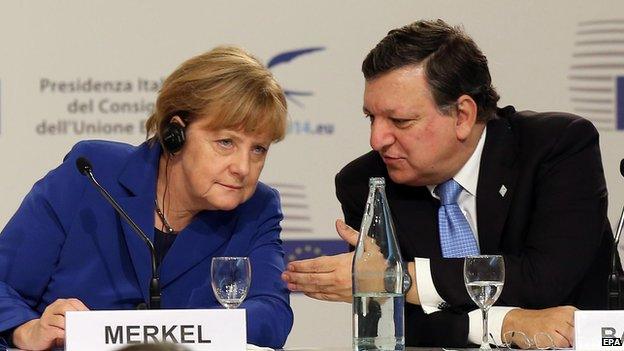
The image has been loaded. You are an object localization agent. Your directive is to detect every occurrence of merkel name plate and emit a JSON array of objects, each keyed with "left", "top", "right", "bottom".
[{"left": 65, "top": 309, "right": 245, "bottom": 351}]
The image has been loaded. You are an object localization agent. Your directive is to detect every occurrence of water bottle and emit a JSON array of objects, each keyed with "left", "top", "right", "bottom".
[{"left": 352, "top": 177, "right": 410, "bottom": 351}]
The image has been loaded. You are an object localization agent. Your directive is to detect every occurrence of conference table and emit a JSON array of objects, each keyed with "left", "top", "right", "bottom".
[
  {"left": 279, "top": 348, "right": 483, "bottom": 351},
  {"left": 6, "top": 348, "right": 487, "bottom": 351},
  {"left": 3, "top": 348, "right": 506, "bottom": 351},
  {"left": 279, "top": 349, "right": 514, "bottom": 351}
]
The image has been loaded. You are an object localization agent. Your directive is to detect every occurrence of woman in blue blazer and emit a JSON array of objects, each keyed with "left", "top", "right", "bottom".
[{"left": 0, "top": 46, "right": 293, "bottom": 349}]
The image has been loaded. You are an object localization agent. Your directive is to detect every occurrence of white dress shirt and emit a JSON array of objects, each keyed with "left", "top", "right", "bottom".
[{"left": 415, "top": 127, "right": 516, "bottom": 345}]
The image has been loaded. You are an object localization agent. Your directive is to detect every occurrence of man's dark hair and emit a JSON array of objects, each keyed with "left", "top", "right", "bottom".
[{"left": 362, "top": 19, "right": 500, "bottom": 122}]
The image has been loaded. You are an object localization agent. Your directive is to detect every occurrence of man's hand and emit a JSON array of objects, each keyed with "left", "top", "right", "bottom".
[
  {"left": 13, "top": 298, "right": 89, "bottom": 350},
  {"left": 353, "top": 231, "right": 388, "bottom": 293},
  {"left": 501, "top": 306, "right": 577, "bottom": 349},
  {"left": 281, "top": 219, "right": 358, "bottom": 302}
]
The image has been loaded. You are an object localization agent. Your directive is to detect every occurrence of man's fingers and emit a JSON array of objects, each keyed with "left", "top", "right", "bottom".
[
  {"left": 287, "top": 282, "right": 326, "bottom": 293},
  {"left": 551, "top": 331, "right": 572, "bottom": 349},
  {"left": 285, "top": 279, "right": 323, "bottom": 293},
  {"left": 285, "top": 272, "right": 351, "bottom": 294},
  {"left": 554, "top": 305, "right": 575, "bottom": 347},
  {"left": 283, "top": 271, "right": 338, "bottom": 287},
  {"left": 336, "top": 219, "right": 359, "bottom": 246},
  {"left": 567, "top": 327, "right": 575, "bottom": 347},
  {"left": 287, "top": 253, "right": 352, "bottom": 273},
  {"left": 304, "top": 292, "right": 350, "bottom": 302},
  {"left": 286, "top": 256, "right": 332, "bottom": 273},
  {"left": 556, "top": 323, "right": 575, "bottom": 347},
  {"left": 287, "top": 282, "right": 335, "bottom": 293}
]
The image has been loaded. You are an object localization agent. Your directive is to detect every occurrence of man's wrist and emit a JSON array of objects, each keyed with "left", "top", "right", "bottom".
[
  {"left": 468, "top": 307, "right": 518, "bottom": 346},
  {"left": 414, "top": 257, "right": 446, "bottom": 310},
  {"left": 501, "top": 308, "right": 522, "bottom": 335},
  {"left": 405, "top": 261, "right": 420, "bottom": 304},
  {"left": 403, "top": 261, "right": 413, "bottom": 292}
]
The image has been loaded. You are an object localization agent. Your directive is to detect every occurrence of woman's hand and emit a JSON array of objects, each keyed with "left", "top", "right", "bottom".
[{"left": 13, "top": 298, "right": 89, "bottom": 350}]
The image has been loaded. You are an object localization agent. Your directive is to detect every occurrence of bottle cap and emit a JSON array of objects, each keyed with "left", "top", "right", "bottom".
[{"left": 369, "top": 177, "right": 385, "bottom": 186}]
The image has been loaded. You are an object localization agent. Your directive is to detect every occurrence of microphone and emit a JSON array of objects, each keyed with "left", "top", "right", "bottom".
[
  {"left": 608, "top": 159, "right": 624, "bottom": 309},
  {"left": 75, "top": 156, "right": 161, "bottom": 309}
]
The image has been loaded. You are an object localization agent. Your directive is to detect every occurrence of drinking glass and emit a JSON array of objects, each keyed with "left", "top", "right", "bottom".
[
  {"left": 211, "top": 257, "right": 251, "bottom": 309},
  {"left": 464, "top": 255, "right": 505, "bottom": 350}
]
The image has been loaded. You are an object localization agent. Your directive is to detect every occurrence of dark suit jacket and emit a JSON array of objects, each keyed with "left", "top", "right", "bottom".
[
  {"left": 335, "top": 106, "right": 612, "bottom": 347},
  {"left": 0, "top": 140, "right": 293, "bottom": 348}
]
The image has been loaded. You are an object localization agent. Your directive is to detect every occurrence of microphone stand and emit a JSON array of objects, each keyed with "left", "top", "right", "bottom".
[{"left": 76, "top": 157, "right": 161, "bottom": 309}]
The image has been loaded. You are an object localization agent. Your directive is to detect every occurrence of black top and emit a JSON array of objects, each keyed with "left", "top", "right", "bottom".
[{"left": 154, "top": 227, "right": 178, "bottom": 268}]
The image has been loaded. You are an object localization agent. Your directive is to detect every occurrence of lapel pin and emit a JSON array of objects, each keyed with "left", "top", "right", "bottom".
[{"left": 499, "top": 185, "right": 507, "bottom": 197}]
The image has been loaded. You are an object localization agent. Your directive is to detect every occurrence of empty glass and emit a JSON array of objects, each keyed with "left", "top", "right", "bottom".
[
  {"left": 211, "top": 257, "right": 251, "bottom": 309},
  {"left": 464, "top": 255, "right": 505, "bottom": 350}
]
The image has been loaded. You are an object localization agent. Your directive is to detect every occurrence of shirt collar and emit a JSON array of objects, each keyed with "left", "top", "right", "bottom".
[{"left": 427, "top": 126, "right": 487, "bottom": 198}]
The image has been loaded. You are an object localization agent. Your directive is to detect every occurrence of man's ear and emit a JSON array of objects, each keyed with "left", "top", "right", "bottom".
[{"left": 455, "top": 94, "right": 478, "bottom": 141}]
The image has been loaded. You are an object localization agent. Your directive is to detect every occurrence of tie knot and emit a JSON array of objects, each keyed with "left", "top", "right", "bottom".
[{"left": 435, "top": 179, "right": 463, "bottom": 205}]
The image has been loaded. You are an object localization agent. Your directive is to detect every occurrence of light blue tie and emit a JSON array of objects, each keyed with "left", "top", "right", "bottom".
[{"left": 435, "top": 179, "right": 480, "bottom": 258}]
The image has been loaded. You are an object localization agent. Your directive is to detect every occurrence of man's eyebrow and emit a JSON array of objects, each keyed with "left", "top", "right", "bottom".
[{"left": 364, "top": 106, "right": 397, "bottom": 115}]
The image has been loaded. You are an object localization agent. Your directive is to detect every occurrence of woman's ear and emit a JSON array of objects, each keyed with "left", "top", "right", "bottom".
[
  {"left": 169, "top": 115, "right": 186, "bottom": 128},
  {"left": 162, "top": 115, "right": 187, "bottom": 155}
]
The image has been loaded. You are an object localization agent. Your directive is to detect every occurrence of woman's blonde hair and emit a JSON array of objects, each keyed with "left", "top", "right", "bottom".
[{"left": 145, "top": 46, "right": 287, "bottom": 144}]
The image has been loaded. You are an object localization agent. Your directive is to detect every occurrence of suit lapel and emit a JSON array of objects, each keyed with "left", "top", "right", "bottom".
[
  {"left": 385, "top": 174, "right": 440, "bottom": 259},
  {"left": 477, "top": 112, "right": 519, "bottom": 254},
  {"left": 160, "top": 210, "right": 237, "bottom": 287},
  {"left": 117, "top": 142, "right": 160, "bottom": 304}
]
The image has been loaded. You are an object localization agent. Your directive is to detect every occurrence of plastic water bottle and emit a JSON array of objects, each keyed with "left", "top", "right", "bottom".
[{"left": 352, "top": 177, "right": 410, "bottom": 351}]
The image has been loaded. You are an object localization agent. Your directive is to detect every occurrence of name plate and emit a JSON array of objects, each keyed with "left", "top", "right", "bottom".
[
  {"left": 65, "top": 309, "right": 246, "bottom": 351},
  {"left": 575, "top": 310, "right": 624, "bottom": 350}
]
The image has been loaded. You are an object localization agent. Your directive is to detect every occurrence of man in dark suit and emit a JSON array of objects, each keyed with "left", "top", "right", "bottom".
[{"left": 282, "top": 19, "right": 612, "bottom": 348}]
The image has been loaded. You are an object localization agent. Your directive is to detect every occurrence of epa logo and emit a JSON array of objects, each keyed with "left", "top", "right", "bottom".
[
  {"left": 569, "top": 19, "right": 624, "bottom": 131},
  {"left": 602, "top": 327, "right": 624, "bottom": 347}
]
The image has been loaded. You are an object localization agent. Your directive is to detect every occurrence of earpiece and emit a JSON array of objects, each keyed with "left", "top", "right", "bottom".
[{"left": 162, "top": 120, "right": 186, "bottom": 154}]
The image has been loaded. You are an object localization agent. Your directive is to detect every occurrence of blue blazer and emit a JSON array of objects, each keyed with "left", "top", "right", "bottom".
[{"left": 0, "top": 140, "right": 293, "bottom": 348}]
